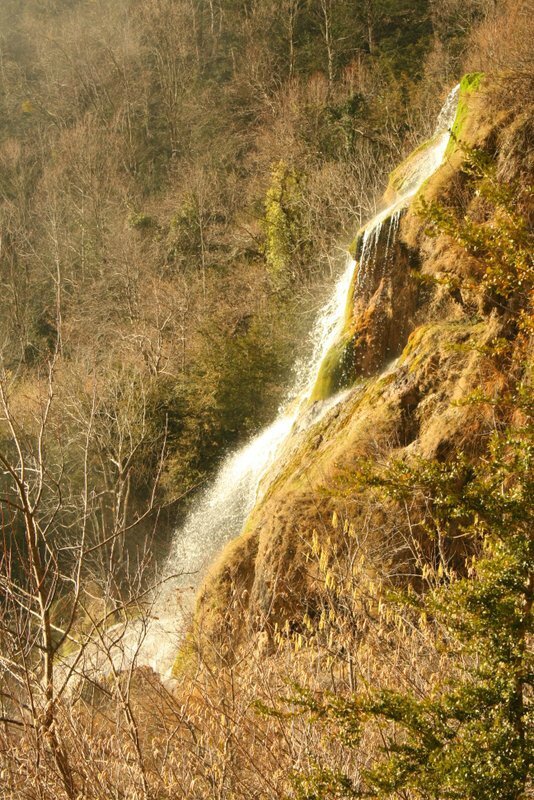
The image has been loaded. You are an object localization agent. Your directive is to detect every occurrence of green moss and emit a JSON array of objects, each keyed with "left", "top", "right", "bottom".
[
  {"left": 309, "top": 336, "right": 355, "bottom": 402},
  {"left": 446, "top": 72, "right": 485, "bottom": 156},
  {"left": 399, "top": 323, "right": 435, "bottom": 364},
  {"left": 348, "top": 230, "right": 362, "bottom": 259},
  {"left": 308, "top": 260, "right": 363, "bottom": 403}
]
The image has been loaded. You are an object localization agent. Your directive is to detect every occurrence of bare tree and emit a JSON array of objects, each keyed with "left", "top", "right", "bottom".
[
  {"left": 0, "top": 342, "right": 170, "bottom": 797},
  {"left": 283, "top": 0, "right": 302, "bottom": 80}
]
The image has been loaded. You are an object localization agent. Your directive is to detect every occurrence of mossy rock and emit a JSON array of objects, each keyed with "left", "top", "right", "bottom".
[
  {"left": 309, "top": 335, "right": 356, "bottom": 402},
  {"left": 348, "top": 230, "right": 363, "bottom": 259},
  {"left": 182, "top": 521, "right": 260, "bottom": 662},
  {"left": 446, "top": 72, "right": 485, "bottom": 156},
  {"left": 387, "top": 74, "right": 484, "bottom": 208},
  {"left": 171, "top": 629, "right": 197, "bottom": 678},
  {"left": 399, "top": 319, "right": 487, "bottom": 374}
]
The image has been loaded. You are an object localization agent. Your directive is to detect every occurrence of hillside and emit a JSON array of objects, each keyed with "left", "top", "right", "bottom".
[
  {"left": 181, "top": 68, "right": 532, "bottom": 798},
  {"left": 195, "top": 70, "right": 531, "bottom": 645},
  {"left": 0, "top": 2, "right": 532, "bottom": 799}
]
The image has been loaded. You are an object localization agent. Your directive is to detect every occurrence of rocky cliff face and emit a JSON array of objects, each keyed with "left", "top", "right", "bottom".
[{"left": 188, "top": 73, "right": 532, "bottom": 662}]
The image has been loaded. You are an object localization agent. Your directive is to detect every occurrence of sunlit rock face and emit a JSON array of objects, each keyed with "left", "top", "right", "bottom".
[{"left": 186, "top": 84, "right": 471, "bottom": 658}]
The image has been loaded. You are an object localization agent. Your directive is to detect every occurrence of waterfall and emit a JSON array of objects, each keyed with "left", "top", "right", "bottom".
[
  {"left": 158, "top": 256, "right": 357, "bottom": 600},
  {"left": 113, "top": 84, "right": 460, "bottom": 678}
]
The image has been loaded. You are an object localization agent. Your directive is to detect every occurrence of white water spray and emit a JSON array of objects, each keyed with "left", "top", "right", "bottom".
[
  {"left": 164, "top": 250, "right": 358, "bottom": 585},
  {"left": 103, "top": 85, "right": 460, "bottom": 679}
]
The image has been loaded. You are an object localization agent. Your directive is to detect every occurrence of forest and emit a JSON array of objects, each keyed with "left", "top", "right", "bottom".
[{"left": 0, "top": 0, "right": 532, "bottom": 798}]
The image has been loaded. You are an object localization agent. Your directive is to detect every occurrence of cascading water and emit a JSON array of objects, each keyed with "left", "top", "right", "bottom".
[
  {"left": 98, "top": 84, "right": 460, "bottom": 679},
  {"left": 357, "top": 83, "right": 460, "bottom": 286}
]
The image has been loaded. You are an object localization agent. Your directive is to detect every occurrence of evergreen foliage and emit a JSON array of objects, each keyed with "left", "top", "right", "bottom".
[
  {"left": 290, "top": 427, "right": 533, "bottom": 799},
  {"left": 280, "top": 141, "right": 533, "bottom": 800},
  {"left": 264, "top": 161, "right": 309, "bottom": 287},
  {"left": 420, "top": 143, "right": 533, "bottom": 315}
]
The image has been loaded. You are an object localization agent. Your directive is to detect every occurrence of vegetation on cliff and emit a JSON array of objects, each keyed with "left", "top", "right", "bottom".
[
  {"left": 185, "top": 26, "right": 533, "bottom": 800},
  {"left": 0, "top": 0, "right": 532, "bottom": 798},
  {"left": 272, "top": 144, "right": 533, "bottom": 798}
]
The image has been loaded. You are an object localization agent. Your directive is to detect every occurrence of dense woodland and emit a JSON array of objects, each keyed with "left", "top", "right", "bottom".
[{"left": 0, "top": 1, "right": 532, "bottom": 798}]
